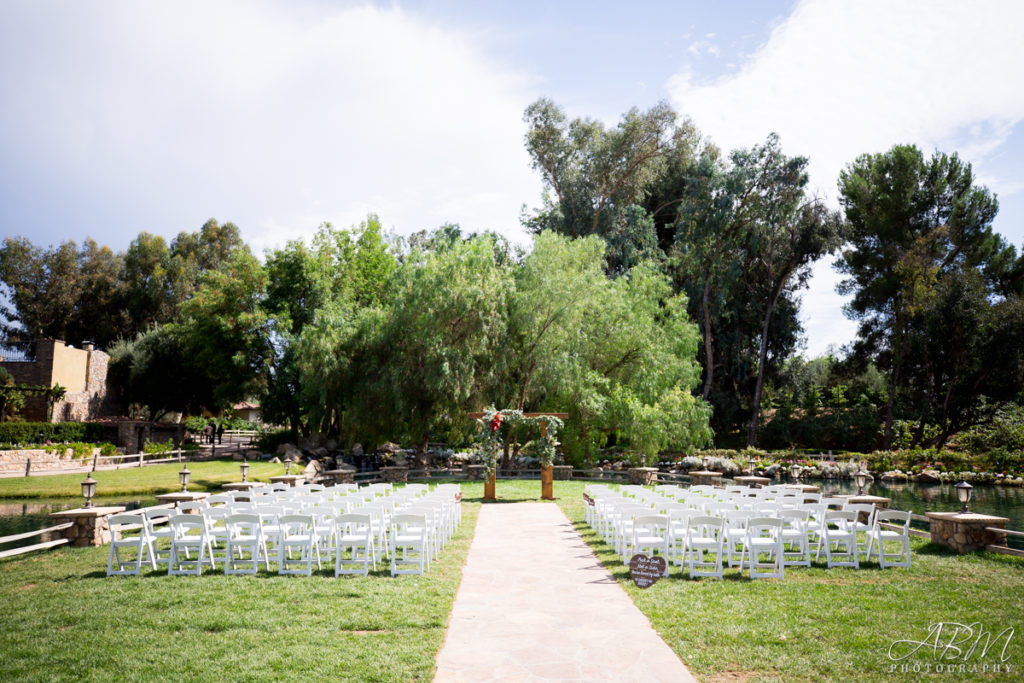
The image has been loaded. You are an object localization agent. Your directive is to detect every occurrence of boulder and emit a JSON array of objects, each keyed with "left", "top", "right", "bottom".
[
  {"left": 881, "top": 470, "right": 909, "bottom": 482},
  {"left": 312, "top": 447, "right": 329, "bottom": 458},
  {"left": 303, "top": 459, "right": 324, "bottom": 482},
  {"left": 351, "top": 443, "right": 364, "bottom": 457},
  {"left": 915, "top": 470, "right": 942, "bottom": 484},
  {"left": 379, "top": 442, "right": 402, "bottom": 454}
]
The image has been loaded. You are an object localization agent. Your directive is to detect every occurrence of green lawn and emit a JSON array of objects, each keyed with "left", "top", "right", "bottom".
[
  {"left": 553, "top": 483, "right": 1024, "bottom": 683},
  {"left": 2, "top": 476, "right": 1022, "bottom": 682},
  {"left": 0, "top": 484, "right": 488, "bottom": 682},
  {"left": 0, "top": 460, "right": 290, "bottom": 498}
]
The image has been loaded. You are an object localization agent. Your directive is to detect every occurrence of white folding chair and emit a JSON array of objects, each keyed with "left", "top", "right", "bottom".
[
  {"left": 866, "top": 509, "right": 912, "bottom": 568},
  {"left": 141, "top": 508, "right": 175, "bottom": 566},
  {"left": 168, "top": 514, "right": 216, "bottom": 575},
  {"left": 741, "top": 517, "right": 784, "bottom": 580},
  {"left": 820, "top": 510, "right": 859, "bottom": 569},
  {"left": 779, "top": 509, "right": 812, "bottom": 568},
  {"left": 685, "top": 516, "right": 725, "bottom": 579},
  {"left": 225, "top": 513, "right": 270, "bottom": 574},
  {"left": 630, "top": 514, "right": 671, "bottom": 576},
  {"left": 107, "top": 513, "right": 157, "bottom": 576},
  {"left": 390, "top": 513, "right": 429, "bottom": 576},
  {"left": 334, "top": 513, "right": 376, "bottom": 576},
  {"left": 278, "top": 514, "right": 322, "bottom": 576}
]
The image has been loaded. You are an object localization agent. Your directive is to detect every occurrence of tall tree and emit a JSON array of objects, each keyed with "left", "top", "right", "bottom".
[
  {"left": 738, "top": 135, "right": 845, "bottom": 445},
  {"left": 837, "top": 144, "right": 1005, "bottom": 447}
]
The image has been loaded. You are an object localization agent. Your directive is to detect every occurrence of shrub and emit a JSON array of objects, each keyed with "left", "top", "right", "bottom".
[
  {"left": 256, "top": 428, "right": 291, "bottom": 454},
  {"left": 143, "top": 439, "right": 174, "bottom": 455},
  {"left": 0, "top": 422, "right": 105, "bottom": 444}
]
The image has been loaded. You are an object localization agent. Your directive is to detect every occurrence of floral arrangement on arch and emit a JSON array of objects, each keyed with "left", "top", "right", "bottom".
[{"left": 473, "top": 407, "right": 563, "bottom": 479}]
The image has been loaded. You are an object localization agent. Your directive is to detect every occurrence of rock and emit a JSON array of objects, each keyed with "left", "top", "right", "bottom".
[
  {"left": 312, "top": 447, "right": 329, "bottom": 458},
  {"left": 351, "top": 443, "right": 364, "bottom": 457},
  {"left": 881, "top": 471, "right": 909, "bottom": 482},
  {"left": 275, "top": 444, "right": 289, "bottom": 456},
  {"left": 303, "top": 459, "right": 323, "bottom": 482},
  {"left": 379, "top": 442, "right": 402, "bottom": 454},
  {"left": 915, "top": 470, "right": 942, "bottom": 483},
  {"left": 268, "top": 457, "right": 282, "bottom": 464}
]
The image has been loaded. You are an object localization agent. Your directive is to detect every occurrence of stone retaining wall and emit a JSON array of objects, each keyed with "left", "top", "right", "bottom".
[{"left": 0, "top": 448, "right": 115, "bottom": 475}]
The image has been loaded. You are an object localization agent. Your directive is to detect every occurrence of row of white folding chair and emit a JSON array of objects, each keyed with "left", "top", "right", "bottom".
[
  {"left": 110, "top": 485, "right": 458, "bottom": 576},
  {"left": 593, "top": 492, "right": 909, "bottom": 577}
]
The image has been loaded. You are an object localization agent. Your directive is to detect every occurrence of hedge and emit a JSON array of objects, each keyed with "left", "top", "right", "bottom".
[{"left": 0, "top": 421, "right": 105, "bottom": 444}]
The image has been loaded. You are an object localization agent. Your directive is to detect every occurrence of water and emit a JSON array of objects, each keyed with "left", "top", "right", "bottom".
[
  {"left": 0, "top": 496, "right": 157, "bottom": 552},
  {"left": 776, "top": 479, "right": 1024, "bottom": 550}
]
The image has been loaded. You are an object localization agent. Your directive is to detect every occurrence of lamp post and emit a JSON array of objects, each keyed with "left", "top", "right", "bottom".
[
  {"left": 80, "top": 472, "right": 97, "bottom": 508},
  {"left": 285, "top": 456, "right": 293, "bottom": 477},
  {"left": 178, "top": 465, "right": 191, "bottom": 493},
  {"left": 702, "top": 455, "right": 710, "bottom": 472},
  {"left": 955, "top": 479, "right": 973, "bottom": 514},
  {"left": 855, "top": 463, "right": 870, "bottom": 496},
  {"left": 240, "top": 460, "right": 250, "bottom": 483},
  {"left": 790, "top": 464, "right": 801, "bottom": 481}
]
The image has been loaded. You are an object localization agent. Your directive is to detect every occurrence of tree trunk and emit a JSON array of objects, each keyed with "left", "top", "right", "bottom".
[
  {"left": 883, "top": 324, "right": 903, "bottom": 451},
  {"left": 747, "top": 284, "right": 784, "bottom": 447},
  {"left": 700, "top": 277, "right": 715, "bottom": 400},
  {"left": 416, "top": 434, "right": 429, "bottom": 470}
]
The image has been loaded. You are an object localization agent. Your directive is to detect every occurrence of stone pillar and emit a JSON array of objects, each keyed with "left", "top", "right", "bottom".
[
  {"left": 629, "top": 467, "right": 659, "bottom": 486},
  {"left": 50, "top": 506, "right": 125, "bottom": 547},
  {"left": 688, "top": 470, "right": 723, "bottom": 487},
  {"left": 838, "top": 494, "right": 890, "bottom": 524},
  {"left": 222, "top": 481, "right": 267, "bottom": 492},
  {"left": 380, "top": 466, "right": 409, "bottom": 483},
  {"left": 155, "top": 491, "right": 210, "bottom": 505},
  {"left": 926, "top": 512, "right": 1009, "bottom": 554},
  {"left": 325, "top": 465, "right": 356, "bottom": 484}
]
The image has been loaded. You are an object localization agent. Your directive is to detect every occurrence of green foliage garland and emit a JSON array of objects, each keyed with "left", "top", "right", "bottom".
[{"left": 474, "top": 407, "right": 564, "bottom": 479}]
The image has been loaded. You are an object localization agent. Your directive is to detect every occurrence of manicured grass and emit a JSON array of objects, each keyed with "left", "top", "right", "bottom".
[
  {"left": 0, "top": 460, "right": 289, "bottom": 498},
  {"left": 3, "top": 476, "right": 1022, "bottom": 682},
  {"left": 0, "top": 485, "right": 482, "bottom": 682},
  {"left": 553, "top": 483, "right": 1024, "bottom": 683}
]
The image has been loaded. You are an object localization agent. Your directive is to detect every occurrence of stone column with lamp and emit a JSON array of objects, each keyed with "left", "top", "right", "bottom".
[
  {"left": 926, "top": 479, "right": 1009, "bottom": 553},
  {"left": 156, "top": 464, "right": 209, "bottom": 505},
  {"left": 49, "top": 469, "right": 125, "bottom": 547}
]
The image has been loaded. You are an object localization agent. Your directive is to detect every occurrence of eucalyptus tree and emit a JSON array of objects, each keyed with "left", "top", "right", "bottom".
[{"left": 736, "top": 135, "right": 845, "bottom": 445}]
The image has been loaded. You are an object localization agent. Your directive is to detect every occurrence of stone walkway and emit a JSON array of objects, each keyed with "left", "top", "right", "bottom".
[{"left": 434, "top": 503, "right": 697, "bottom": 682}]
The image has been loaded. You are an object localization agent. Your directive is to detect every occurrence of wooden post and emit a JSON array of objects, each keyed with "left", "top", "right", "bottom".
[{"left": 467, "top": 411, "right": 568, "bottom": 503}]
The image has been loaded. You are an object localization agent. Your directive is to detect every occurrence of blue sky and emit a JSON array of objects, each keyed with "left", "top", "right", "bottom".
[{"left": 2, "top": 0, "right": 1023, "bottom": 356}]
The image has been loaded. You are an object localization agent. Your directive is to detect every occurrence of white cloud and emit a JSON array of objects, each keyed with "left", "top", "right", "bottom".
[
  {"left": 0, "top": 1, "right": 542, "bottom": 252},
  {"left": 666, "top": 0, "right": 1024, "bottom": 355}
]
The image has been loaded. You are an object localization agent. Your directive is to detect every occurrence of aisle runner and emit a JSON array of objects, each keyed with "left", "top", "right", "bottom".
[{"left": 433, "top": 503, "right": 697, "bottom": 682}]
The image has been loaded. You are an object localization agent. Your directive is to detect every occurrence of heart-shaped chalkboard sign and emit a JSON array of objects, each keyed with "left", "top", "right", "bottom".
[{"left": 629, "top": 553, "right": 666, "bottom": 588}]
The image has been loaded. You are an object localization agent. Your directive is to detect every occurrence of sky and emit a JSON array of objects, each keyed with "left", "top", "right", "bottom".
[{"left": 2, "top": 0, "right": 1023, "bottom": 357}]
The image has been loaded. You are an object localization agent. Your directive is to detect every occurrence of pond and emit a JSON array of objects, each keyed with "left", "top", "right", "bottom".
[
  {"left": 0, "top": 496, "right": 158, "bottom": 552},
  {"left": 787, "top": 479, "right": 1024, "bottom": 550}
]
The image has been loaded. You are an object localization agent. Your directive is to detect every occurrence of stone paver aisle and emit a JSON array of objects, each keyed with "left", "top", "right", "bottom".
[{"left": 434, "top": 503, "right": 697, "bottom": 682}]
